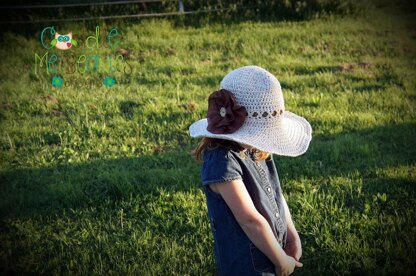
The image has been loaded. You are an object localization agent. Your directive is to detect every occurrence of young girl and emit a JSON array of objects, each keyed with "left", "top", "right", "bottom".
[{"left": 189, "top": 66, "right": 312, "bottom": 275}]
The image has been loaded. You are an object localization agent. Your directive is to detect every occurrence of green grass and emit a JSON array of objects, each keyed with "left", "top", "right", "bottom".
[{"left": 1, "top": 5, "right": 416, "bottom": 275}]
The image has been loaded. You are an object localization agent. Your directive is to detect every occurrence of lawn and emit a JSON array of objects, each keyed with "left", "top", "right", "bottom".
[{"left": 0, "top": 4, "right": 415, "bottom": 275}]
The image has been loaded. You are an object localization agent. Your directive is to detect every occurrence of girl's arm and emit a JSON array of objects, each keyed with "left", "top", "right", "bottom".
[
  {"left": 209, "top": 179, "right": 302, "bottom": 270},
  {"left": 281, "top": 193, "right": 299, "bottom": 239},
  {"left": 280, "top": 192, "right": 302, "bottom": 262}
]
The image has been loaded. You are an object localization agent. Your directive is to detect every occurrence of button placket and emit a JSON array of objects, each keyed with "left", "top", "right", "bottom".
[{"left": 254, "top": 160, "right": 286, "bottom": 247}]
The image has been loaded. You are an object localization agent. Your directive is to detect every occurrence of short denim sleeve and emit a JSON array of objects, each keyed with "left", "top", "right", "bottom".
[{"left": 201, "top": 147, "right": 243, "bottom": 185}]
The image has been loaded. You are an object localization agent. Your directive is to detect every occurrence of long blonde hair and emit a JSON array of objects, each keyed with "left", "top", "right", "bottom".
[{"left": 191, "top": 137, "right": 271, "bottom": 163}]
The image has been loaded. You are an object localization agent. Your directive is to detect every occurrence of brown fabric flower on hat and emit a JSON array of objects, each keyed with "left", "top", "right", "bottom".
[{"left": 207, "top": 89, "right": 247, "bottom": 134}]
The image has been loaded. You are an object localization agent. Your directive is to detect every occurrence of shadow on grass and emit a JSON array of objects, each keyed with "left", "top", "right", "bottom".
[
  {"left": 0, "top": 122, "right": 415, "bottom": 275},
  {"left": 292, "top": 66, "right": 341, "bottom": 75},
  {"left": 276, "top": 121, "right": 415, "bottom": 182},
  {"left": 0, "top": 150, "right": 199, "bottom": 221},
  {"left": 0, "top": 122, "right": 415, "bottom": 222}
]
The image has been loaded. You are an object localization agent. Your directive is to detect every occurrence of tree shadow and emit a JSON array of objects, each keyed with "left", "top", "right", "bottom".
[
  {"left": 292, "top": 66, "right": 341, "bottom": 75},
  {"left": 274, "top": 122, "right": 415, "bottom": 181},
  {"left": 188, "top": 74, "right": 224, "bottom": 87},
  {"left": 0, "top": 149, "right": 198, "bottom": 222},
  {"left": 271, "top": 122, "right": 416, "bottom": 275},
  {"left": 0, "top": 122, "right": 414, "bottom": 222},
  {"left": 352, "top": 83, "right": 386, "bottom": 92},
  {"left": 0, "top": 121, "right": 415, "bottom": 274}
]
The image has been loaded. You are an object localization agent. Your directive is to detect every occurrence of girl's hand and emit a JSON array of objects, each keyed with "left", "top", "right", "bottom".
[
  {"left": 275, "top": 254, "right": 303, "bottom": 276},
  {"left": 284, "top": 228, "right": 302, "bottom": 261}
]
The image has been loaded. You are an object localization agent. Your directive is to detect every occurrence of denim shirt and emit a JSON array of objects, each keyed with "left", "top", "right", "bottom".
[{"left": 201, "top": 146, "right": 288, "bottom": 275}]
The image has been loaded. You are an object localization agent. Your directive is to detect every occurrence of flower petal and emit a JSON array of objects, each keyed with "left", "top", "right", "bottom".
[{"left": 206, "top": 89, "right": 247, "bottom": 134}]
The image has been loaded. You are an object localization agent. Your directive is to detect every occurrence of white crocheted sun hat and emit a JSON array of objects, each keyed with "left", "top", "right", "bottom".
[{"left": 189, "top": 65, "right": 312, "bottom": 157}]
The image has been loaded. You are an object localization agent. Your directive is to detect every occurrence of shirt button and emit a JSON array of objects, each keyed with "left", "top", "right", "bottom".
[
  {"left": 275, "top": 212, "right": 279, "bottom": 218},
  {"left": 267, "top": 187, "right": 271, "bottom": 193}
]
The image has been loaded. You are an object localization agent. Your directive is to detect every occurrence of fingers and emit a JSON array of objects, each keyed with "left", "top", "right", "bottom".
[{"left": 295, "top": 261, "right": 303, "bottom": 267}]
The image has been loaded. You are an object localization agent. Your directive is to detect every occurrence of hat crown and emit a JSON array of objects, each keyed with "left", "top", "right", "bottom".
[
  {"left": 189, "top": 65, "right": 312, "bottom": 156},
  {"left": 220, "top": 66, "right": 284, "bottom": 120}
]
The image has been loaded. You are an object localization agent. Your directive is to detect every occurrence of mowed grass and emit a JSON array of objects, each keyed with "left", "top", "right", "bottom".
[{"left": 1, "top": 6, "right": 416, "bottom": 275}]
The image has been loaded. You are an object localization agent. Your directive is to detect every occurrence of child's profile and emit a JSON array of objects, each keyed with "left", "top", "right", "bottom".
[{"left": 189, "top": 66, "right": 312, "bottom": 275}]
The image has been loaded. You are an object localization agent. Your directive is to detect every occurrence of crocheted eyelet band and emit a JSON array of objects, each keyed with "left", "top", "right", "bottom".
[
  {"left": 249, "top": 109, "right": 284, "bottom": 119},
  {"left": 189, "top": 65, "right": 312, "bottom": 157}
]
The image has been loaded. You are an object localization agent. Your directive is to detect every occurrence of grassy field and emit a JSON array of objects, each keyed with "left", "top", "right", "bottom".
[{"left": 1, "top": 4, "right": 416, "bottom": 275}]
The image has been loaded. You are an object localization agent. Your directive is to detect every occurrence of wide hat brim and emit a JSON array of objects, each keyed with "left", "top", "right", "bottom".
[{"left": 189, "top": 111, "right": 312, "bottom": 157}]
